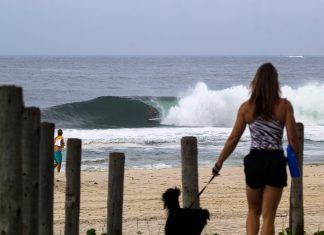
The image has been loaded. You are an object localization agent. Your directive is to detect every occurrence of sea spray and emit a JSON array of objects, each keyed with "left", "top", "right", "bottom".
[
  {"left": 282, "top": 84, "right": 324, "bottom": 125},
  {"left": 162, "top": 82, "right": 324, "bottom": 127},
  {"left": 162, "top": 82, "right": 248, "bottom": 127}
]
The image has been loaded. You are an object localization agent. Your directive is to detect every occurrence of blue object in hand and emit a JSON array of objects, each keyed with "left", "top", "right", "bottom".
[{"left": 286, "top": 144, "right": 301, "bottom": 177}]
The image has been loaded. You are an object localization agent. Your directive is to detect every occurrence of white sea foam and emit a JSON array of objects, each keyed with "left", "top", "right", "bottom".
[
  {"left": 131, "top": 163, "right": 173, "bottom": 170},
  {"left": 64, "top": 126, "right": 234, "bottom": 149},
  {"left": 287, "top": 55, "right": 304, "bottom": 58},
  {"left": 282, "top": 84, "right": 324, "bottom": 126},
  {"left": 161, "top": 82, "right": 324, "bottom": 128},
  {"left": 304, "top": 126, "right": 324, "bottom": 142},
  {"left": 162, "top": 82, "right": 248, "bottom": 127}
]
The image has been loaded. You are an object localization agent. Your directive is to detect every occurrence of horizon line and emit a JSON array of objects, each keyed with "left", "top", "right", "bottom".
[{"left": 0, "top": 54, "right": 323, "bottom": 57}]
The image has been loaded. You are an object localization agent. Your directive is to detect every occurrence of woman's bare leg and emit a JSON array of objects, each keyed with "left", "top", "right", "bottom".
[
  {"left": 246, "top": 186, "right": 263, "bottom": 235},
  {"left": 260, "top": 185, "right": 283, "bottom": 235}
]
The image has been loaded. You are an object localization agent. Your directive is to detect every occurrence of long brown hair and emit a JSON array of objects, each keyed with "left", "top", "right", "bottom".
[{"left": 249, "top": 63, "right": 281, "bottom": 119}]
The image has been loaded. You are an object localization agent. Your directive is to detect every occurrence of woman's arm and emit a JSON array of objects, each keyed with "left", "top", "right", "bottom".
[
  {"left": 213, "top": 103, "right": 247, "bottom": 174},
  {"left": 285, "top": 100, "right": 300, "bottom": 154}
]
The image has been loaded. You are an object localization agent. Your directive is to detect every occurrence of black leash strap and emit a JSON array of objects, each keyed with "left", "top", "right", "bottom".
[{"left": 188, "top": 174, "right": 218, "bottom": 209}]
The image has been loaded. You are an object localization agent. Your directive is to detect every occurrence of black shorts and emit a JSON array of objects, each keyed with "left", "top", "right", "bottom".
[{"left": 244, "top": 149, "right": 287, "bottom": 189}]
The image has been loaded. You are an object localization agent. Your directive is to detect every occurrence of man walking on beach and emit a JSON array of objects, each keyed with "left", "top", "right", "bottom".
[{"left": 54, "top": 129, "right": 65, "bottom": 172}]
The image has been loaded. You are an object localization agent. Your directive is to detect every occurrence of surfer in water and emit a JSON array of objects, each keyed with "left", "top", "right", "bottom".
[{"left": 148, "top": 106, "right": 158, "bottom": 120}]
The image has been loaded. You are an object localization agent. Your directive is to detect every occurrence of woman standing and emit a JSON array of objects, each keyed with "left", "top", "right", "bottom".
[{"left": 212, "top": 63, "right": 300, "bottom": 235}]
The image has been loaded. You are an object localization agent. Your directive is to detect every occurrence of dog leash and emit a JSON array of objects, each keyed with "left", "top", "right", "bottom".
[{"left": 188, "top": 174, "right": 218, "bottom": 209}]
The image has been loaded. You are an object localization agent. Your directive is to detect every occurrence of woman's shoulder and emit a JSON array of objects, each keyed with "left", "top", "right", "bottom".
[
  {"left": 239, "top": 100, "right": 254, "bottom": 122},
  {"left": 278, "top": 98, "right": 293, "bottom": 110},
  {"left": 240, "top": 100, "right": 252, "bottom": 111}
]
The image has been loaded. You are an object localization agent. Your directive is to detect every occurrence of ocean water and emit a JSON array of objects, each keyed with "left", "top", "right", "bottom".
[{"left": 0, "top": 55, "right": 323, "bottom": 170}]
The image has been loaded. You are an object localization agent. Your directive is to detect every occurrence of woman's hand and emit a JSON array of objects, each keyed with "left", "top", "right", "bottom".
[{"left": 212, "top": 161, "right": 222, "bottom": 176}]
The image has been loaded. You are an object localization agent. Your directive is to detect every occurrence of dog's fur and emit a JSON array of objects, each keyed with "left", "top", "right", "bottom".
[{"left": 162, "top": 187, "right": 210, "bottom": 235}]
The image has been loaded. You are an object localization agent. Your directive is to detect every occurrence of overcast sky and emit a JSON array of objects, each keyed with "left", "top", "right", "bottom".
[{"left": 1, "top": 0, "right": 323, "bottom": 55}]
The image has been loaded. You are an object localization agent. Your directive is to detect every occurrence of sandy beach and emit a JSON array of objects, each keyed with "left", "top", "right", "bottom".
[{"left": 53, "top": 165, "right": 324, "bottom": 234}]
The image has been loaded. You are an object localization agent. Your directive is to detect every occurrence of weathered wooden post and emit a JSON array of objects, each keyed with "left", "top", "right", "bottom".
[
  {"left": 289, "top": 122, "right": 304, "bottom": 235},
  {"left": 64, "top": 138, "right": 82, "bottom": 235},
  {"left": 107, "top": 152, "right": 125, "bottom": 235},
  {"left": 181, "top": 136, "right": 199, "bottom": 208},
  {"left": 0, "top": 86, "right": 24, "bottom": 235},
  {"left": 38, "top": 122, "right": 55, "bottom": 235},
  {"left": 22, "top": 107, "right": 41, "bottom": 235}
]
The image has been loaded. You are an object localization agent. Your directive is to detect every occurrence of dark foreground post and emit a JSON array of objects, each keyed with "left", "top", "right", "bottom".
[
  {"left": 181, "top": 136, "right": 199, "bottom": 208},
  {"left": 0, "top": 86, "right": 24, "bottom": 235},
  {"left": 289, "top": 122, "right": 304, "bottom": 235},
  {"left": 22, "top": 107, "right": 41, "bottom": 235},
  {"left": 38, "top": 122, "right": 55, "bottom": 235},
  {"left": 64, "top": 138, "right": 82, "bottom": 235},
  {"left": 107, "top": 152, "right": 125, "bottom": 235}
]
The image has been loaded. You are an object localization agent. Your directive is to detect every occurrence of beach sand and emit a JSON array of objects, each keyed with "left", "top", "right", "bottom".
[{"left": 53, "top": 165, "right": 324, "bottom": 234}]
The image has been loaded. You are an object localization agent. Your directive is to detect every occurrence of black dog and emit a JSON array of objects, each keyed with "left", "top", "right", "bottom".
[{"left": 162, "top": 187, "right": 210, "bottom": 235}]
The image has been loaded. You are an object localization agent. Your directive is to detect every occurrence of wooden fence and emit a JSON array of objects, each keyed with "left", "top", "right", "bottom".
[{"left": 0, "top": 85, "right": 304, "bottom": 235}]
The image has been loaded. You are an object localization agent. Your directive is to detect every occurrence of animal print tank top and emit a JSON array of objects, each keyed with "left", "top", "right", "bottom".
[{"left": 249, "top": 116, "right": 284, "bottom": 150}]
